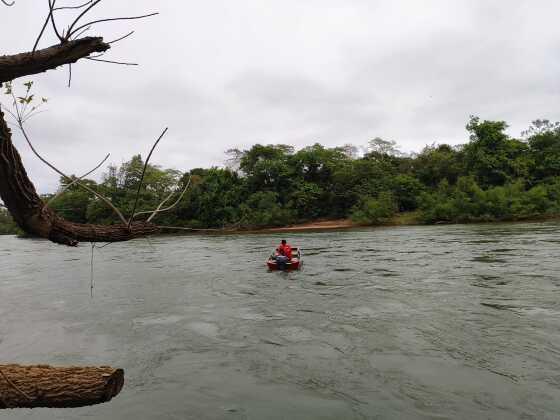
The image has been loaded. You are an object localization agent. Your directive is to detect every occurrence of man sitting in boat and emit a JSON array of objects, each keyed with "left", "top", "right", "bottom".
[{"left": 275, "top": 239, "right": 292, "bottom": 263}]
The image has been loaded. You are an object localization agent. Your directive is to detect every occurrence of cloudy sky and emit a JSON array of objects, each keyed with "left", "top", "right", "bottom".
[{"left": 2, "top": 0, "right": 559, "bottom": 192}]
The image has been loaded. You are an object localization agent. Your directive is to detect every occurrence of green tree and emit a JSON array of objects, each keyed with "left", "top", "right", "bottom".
[
  {"left": 351, "top": 192, "right": 397, "bottom": 225},
  {"left": 463, "top": 116, "right": 531, "bottom": 186}
]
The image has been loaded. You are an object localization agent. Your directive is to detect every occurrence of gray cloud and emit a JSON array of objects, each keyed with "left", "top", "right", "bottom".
[{"left": 2, "top": 0, "right": 559, "bottom": 192}]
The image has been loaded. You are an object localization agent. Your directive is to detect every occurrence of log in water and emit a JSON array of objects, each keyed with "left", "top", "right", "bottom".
[{"left": 0, "top": 364, "right": 123, "bottom": 409}]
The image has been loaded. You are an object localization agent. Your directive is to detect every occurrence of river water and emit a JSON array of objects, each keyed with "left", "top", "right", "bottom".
[{"left": 1, "top": 222, "right": 559, "bottom": 419}]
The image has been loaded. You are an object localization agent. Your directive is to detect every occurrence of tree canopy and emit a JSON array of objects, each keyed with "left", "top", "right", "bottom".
[{"left": 2, "top": 116, "right": 559, "bottom": 235}]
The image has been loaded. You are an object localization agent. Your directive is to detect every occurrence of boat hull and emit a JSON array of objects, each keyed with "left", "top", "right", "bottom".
[{"left": 267, "top": 258, "right": 300, "bottom": 270}]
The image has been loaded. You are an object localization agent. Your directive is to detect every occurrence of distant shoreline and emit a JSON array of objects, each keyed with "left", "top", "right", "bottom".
[
  {"left": 192, "top": 212, "right": 560, "bottom": 235},
  {"left": 2, "top": 213, "right": 559, "bottom": 238}
]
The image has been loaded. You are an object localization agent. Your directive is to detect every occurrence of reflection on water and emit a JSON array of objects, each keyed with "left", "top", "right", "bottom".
[{"left": 1, "top": 221, "right": 559, "bottom": 419}]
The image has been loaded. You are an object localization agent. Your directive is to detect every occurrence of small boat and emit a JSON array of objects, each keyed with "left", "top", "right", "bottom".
[{"left": 267, "top": 247, "right": 302, "bottom": 270}]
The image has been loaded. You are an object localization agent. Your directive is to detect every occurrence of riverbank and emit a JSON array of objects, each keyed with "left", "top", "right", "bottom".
[
  {"left": 2, "top": 212, "right": 559, "bottom": 238},
  {"left": 214, "top": 211, "right": 560, "bottom": 235},
  {"left": 241, "top": 212, "right": 422, "bottom": 234}
]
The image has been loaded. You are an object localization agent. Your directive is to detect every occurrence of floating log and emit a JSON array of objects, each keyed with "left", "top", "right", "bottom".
[{"left": 0, "top": 364, "right": 124, "bottom": 409}]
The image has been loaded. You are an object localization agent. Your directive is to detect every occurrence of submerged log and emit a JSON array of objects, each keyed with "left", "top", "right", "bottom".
[{"left": 0, "top": 364, "right": 124, "bottom": 409}]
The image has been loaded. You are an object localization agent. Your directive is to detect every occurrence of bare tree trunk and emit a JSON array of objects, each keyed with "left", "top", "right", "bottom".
[
  {"left": 0, "top": 364, "right": 123, "bottom": 409},
  {"left": 0, "top": 110, "right": 159, "bottom": 245}
]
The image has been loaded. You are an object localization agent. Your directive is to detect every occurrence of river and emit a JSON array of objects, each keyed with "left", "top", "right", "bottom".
[{"left": 1, "top": 221, "right": 559, "bottom": 419}]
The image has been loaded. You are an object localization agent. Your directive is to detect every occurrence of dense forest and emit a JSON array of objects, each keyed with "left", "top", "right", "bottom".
[{"left": 1, "top": 116, "right": 559, "bottom": 235}]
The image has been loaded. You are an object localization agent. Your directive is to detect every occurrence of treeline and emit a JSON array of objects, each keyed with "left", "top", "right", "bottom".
[{"left": 1, "top": 116, "right": 559, "bottom": 234}]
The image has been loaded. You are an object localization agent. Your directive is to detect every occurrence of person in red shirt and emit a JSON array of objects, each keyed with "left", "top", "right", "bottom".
[{"left": 276, "top": 239, "right": 292, "bottom": 260}]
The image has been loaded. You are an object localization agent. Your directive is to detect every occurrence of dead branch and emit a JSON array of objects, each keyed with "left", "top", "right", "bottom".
[
  {"left": 0, "top": 37, "right": 110, "bottom": 84},
  {"left": 48, "top": 0, "right": 64, "bottom": 42},
  {"left": 16, "top": 122, "right": 128, "bottom": 225},
  {"left": 85, "top": 57, "right": 138, "bottom": 66},
  {"left": 1, "top": 108, "right": 159, "bottom": 246},
  {"left": 54, "top": 1, "right": 93, "bottom": 11},
  {"left": 71, "top": 25, "right": 92, "bottom": 40},
  {"left": 128, "top": 128, "right": 168, "bottom": 226},
  {"left": 108, "top": 30, "right": 134, "bottom": 45},
  {"left": 65, "top": 0, "right": 102, "bottom": 38},
  {"left": 47, "top": 153, "right": 110, "bottom": 206},
  {"left": 147, "top": 176, "right": 191, "bottom": 222},
  {"left": 67, "top": 13, "right": 159, "bottom": 39},
  {"left": 32, "top": 1, "right": 56, "bottom": 52},
  {"left": 132, "top": 175, "right": 191, "bottom": 221}
]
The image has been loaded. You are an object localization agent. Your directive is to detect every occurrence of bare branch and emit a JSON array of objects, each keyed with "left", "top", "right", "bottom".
[
  {"left": 54, "top": 0, "right": 93, "bottom": 11},
  {"left": 0, "top": 37, "right": 110, "bottom": 84},
  {"left": 68, "top": 12, "right": 159, "bottom": 38},
  {"left": 132, "top": 175, "right": 191, "bottom": 220},
  {"left": 108, "top": 31, "right": 134, "bottom": 45},
  {"left": 146, "top": 176, "right": 191, "bottom": 222},
  {"left": 47, "top": 153, "right": 110, "bottom": 206},
  {"left": 48, "top": 0, "right": 64, "bottom": 42},
  {"left": 32, "top": 0, "right": 56, "bottom": 52},
  {"left": 16, "top": 122, "right": 128, "bottom": 225},
  {"left": 132, "top": 191, "right": 173, "bottom": 219},
  {"left": 85, "top": 57, "right": 138, "bottom": 66},
  {"left": 65, "top": 0, "right": 102, "bottom": 38},
  {"left": 70, "top": 25, "right": 92, "bottom": 40},
  {"left": 128, "top": 128, "right": 168, "bottom": 227}
]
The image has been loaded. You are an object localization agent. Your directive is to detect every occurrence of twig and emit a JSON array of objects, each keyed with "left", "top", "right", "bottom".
[
  {"left": 132, "top": 175, "right": 191, "bottom": 220},
  {"left": 68, "top": 12, "right": 159, "bottom": 38},
  {"left": 127, "top": 127, "right": 168, "bottom": 227},
  {"left": 47, "top": 153, "right": 110, "bottom": 206},
  {"left": 146, "top": 176, "right": 191, "bottom": 222},
  {"left": 1, "top": 0, "right": 15, "bottom": 6},
  {"left": 21, "top": 110, "right": 47, "bottom": 124},
  {"left": 65, "top": 0, "right": 102, "bottom": 38},
  {"left": 17, "top": 122, "right": 128, "bottom": 225},
  {"left": 85, "top": 57, "right": 138, "bottom": 66},
  {"left": 90, "top": 243, "right": 94, "bottom": 298},
  {"left": 48, "top": 0, "right": 64, "bottom": 42},
  {"left": 32, "top": 0, "right": 56, "bottom": 52},
  {"left": 108, "top": 30, "right": 134, "bottom": 45},
  {"left": 54, "top": 0, "right": 92, "bottom": 11},
  {"left": 132, "top": 191, "right": 173, "bottom": 219},
  {"left": 70, "top": 25, "right": 91, "bottom": 40}
]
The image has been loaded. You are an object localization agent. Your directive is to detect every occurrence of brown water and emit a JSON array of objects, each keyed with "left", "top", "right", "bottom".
[{"left": 1, "top": 222, "right": 559, "bottom": 419}]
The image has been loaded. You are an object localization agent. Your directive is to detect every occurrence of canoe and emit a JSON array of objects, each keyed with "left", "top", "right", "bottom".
[{"left": 267, "top": 247, "right": 301, "bottom": 270}]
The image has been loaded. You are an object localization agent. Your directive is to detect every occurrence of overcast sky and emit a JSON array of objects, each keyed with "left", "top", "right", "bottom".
[{"left": 2, "top": 0, "right": 559, "bottom": 192}]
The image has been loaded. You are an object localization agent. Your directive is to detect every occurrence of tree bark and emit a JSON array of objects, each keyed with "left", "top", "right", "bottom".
[
  {"left": 0, "top": 364, "right": 124, "bottom": 409},
  {"left": 0, "top": 37, "right": 110, "bottom": 84},
  {"left": 0, "top": 109, "right": 159, "bottom": 245}
]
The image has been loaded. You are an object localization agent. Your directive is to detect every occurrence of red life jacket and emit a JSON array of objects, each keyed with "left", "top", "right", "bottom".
[{"left": 277, "top": 244, "right": 292, "bottom": 259}]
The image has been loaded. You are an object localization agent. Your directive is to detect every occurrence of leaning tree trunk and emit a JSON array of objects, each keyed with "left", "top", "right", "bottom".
[
  {"left": 0, "top": 365, "right": 124, "bottom": 409},
  {"left": 0, "top": 37, "right": 160, "bottom": 410},
  {"left": 0, "top": 37, "right": 161, "bottom": 246},
  {"left": 0, "top": 110, "right": 159, "bottom": 245}
]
